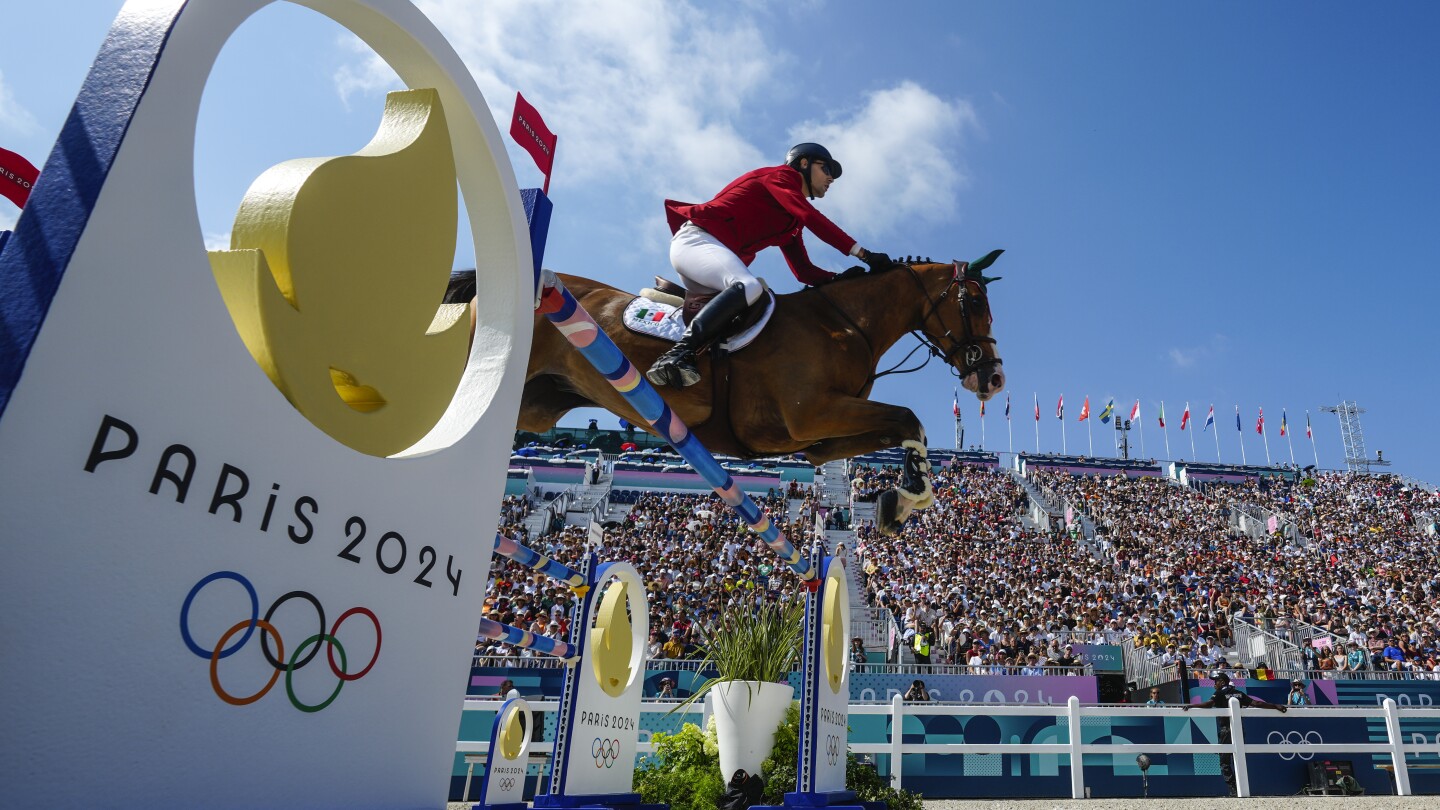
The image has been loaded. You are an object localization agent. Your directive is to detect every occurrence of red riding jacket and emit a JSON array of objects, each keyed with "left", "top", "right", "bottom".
[{"left": 664, "top": 165, "right": 859, "bottom": 286}]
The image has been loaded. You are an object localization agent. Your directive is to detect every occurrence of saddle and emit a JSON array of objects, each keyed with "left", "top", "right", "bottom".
[
  {"left": 625, "top": 276, "right": 776, "bottom": 352},
  {"left": 647, "top": 276, "right": 770, "bottom": 331}
]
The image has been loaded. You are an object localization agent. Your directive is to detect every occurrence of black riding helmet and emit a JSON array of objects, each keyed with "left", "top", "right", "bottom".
[{"left": 786, "top": 143, "right": 842, "bottom": 199}]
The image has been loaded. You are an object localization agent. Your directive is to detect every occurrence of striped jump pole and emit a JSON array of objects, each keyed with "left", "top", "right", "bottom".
[
  {"left": 477, "top": 617, "right": 577, "bottom": 661},
  {"left": 536, "top": 269, "right": 818, "bottom": 590},
  {"left": 492, "top": 532, "right": 589, "bottom": 595}
]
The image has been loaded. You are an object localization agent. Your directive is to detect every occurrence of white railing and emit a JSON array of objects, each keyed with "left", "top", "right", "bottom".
[
  {"left": 866, "top": 695, "right": 1440, "bottom": 798},
  {"left": 455, "top": 696, "right": 1440, "bottom": 798}
]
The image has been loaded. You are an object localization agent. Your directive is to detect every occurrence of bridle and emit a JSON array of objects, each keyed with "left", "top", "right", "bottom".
[
  {"left": 901, "top": 262, "right": 1003, "bottom": 392},
  {"left": 814, "top": 260, "right": 1002, "bottom": 394}
]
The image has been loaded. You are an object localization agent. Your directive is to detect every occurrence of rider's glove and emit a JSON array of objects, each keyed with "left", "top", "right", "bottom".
[
  {"left": 835, "top": 266, "right": 868, "bottom": 282},
  {"left": 860, "top": 250, "right": 893, "bottom": 273}
]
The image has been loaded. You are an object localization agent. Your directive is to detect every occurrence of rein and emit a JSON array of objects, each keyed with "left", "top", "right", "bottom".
[{"left": 814, "top": 262, "right": 1001, "bottom": 389}]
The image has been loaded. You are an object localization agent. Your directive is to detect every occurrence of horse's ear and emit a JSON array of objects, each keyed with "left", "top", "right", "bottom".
[{"left": 968, "top": 249, "right": 1004, "bottom": 275}]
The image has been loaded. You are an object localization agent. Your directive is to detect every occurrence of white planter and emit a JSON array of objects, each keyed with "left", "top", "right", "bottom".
[{"left": 709, "top": 680, "right": 795, "bottom": 781}]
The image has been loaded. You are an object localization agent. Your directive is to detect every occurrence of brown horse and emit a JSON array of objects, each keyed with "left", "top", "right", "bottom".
[{"left": 517, "top": 254, "right": 1006, "bottom": 534}]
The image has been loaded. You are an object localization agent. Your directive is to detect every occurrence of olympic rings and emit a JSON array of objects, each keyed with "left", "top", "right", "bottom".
[
  {"left": 181, "top": 571, "right": 257, "bottom": 659},
  {"left": 1267, "top": 729, "right": 1323, "bottom": 761},
  {"left": 592, "top": 737, "right": 620, "bottom": 767},
  {"left": 498, "top": 776, "right": 516, "bottom": 792},
  {"left": 210, "top": 619, "right": 282, "bottom": 705},
  {"left": 328, "top": 607, "right": 382, "bottom": 680},
  {"left": 180, "top": 571, "right": 380, "bottom": 712},
  {"left": 262, "top": 590, "right": 325, "bottom": 670},
  {"left": 287, "top": 634, "right": 346, "bottom": 713}
]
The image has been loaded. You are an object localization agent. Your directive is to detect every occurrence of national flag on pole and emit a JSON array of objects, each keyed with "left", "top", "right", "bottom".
[
  {"left": 0, "top": 146, "right": 40, "bottom": 208},
  {"left": 1235, "top": 405, "right": 1242, "bottom": 432},
  {"left": 1079, "top": 396, "right": 1091, "bottom": 422},
  {"left": 1306, "top": 412, "right": 1312, "bottom": 439},
  {"left": 1056, "top": 395, "right": 1064, "bottom": 420},
  {"left": 1256, "top": 407, "right": 1265, "bottom": 434},
  {"left": 1204, "top": 405, "right": 1215, "bottom": 431},
  {"left": 1280, "top": 410, "right": 1288, "bottom": 437},
  {"left": 980, "top": 400, "right": 986, "bottom": 417},
  {"left": 1005, "top": 395, "right": 1011, "bottom": 420},
  {"left": 509, "top": 92, "right": 558, "bottom": 194},
  {"left": 1034, "top": 393, "right": 1040, "bottom": 422},
  {"left": 1180, "top": 403, "right": 1191, "bottom": 431},
  {"left": 1158, "top": 402, "right": 1166, "bottom": 428},
  {"left": 953, "top": 389, "right": 959, "bottom": 418},
  {"left": 1130, "top": 400, "right": 1141, "bottom": 423},
  {"left": 1099, "top": 398, "right": 1115, "bottom": 424}
]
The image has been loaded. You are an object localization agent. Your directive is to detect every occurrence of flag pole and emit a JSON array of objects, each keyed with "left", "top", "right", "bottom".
[
  {"left": 1187, "top": 402, "right": 1197, "bottom": 461},
  {"left": 1212, "top": 407, "right": 1221, "bottom": 463},
  {"left": 1285, "top": 413, "right": 1296, "bottom": 467},
  {"left": 1161, "top": 400, "right": 1171, "bottom": 461},
  {"left": 1136, "top": 402, "right": 1147, "bottom": 458},
  {"left": 1060, "top": 397, "right": 1067, "bottom": 455},
  {"left": 1007, "top": 398, "right": 1013, "bottom": 454},
  {"left": 1236, "top": 406, "right": 1247, "bottom": 466},
  {"left": 1260, "top": 409, "right": 1272, "bottom": 466},
  {"left": 1033, "top": 392, "right": 1040, "bottom": 453},
  {"left": 1307, "top": 411, "right": 1319, "bottom": 468},
  {"left": 1086, "top": 409, "right": 1094, "bottom": 457}
]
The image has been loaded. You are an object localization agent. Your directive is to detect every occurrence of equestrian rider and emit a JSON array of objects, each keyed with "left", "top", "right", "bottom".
[{"left": 645, "top": 143, "right": 893, "bottom": 388}]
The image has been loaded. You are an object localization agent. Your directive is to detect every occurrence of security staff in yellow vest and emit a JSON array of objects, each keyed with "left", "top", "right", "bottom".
[{"left": 912, "top": 630, "right": 931, "bottom": 665}]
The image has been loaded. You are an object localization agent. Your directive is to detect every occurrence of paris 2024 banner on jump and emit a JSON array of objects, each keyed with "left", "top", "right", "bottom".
[{"left": 0, "top": 1, "right": 533, "bottom": 807}]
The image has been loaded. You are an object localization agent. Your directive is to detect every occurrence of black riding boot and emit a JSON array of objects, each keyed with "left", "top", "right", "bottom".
[{"left": 645, "top": 282, "right": 751, "bottom": 388}]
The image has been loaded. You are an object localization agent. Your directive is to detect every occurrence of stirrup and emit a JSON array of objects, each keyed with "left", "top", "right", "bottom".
[{"left": 646, "top": 350, "right": 700, "bottom": 388}]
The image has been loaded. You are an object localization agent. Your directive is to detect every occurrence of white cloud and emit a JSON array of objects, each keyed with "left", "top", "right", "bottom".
[
  {"left": 0, "top": 70, "right": 39, "bottom": 136},
  {"left": 333, "top": 34, "right": 402, "bottom": 111},
  {"left": 0, "top": 208, "right": 17, "bottom": 230},
  {"left": 790, "top": 82, "right": 979, "bottom": 237},
  {"left": 336, "top": 0, "right": 776, "bottom": 200},
  {"left": 329, "top": 2, "right": 979, "bottom": 247},
  {"left": 203, "top": 230, "right": 232, "bottom": 251},
  {"left": 1168, "top": 334, "right": 1229, "bottom": 369}
]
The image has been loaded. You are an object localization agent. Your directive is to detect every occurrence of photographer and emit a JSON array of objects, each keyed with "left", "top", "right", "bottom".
[
  {"left": 903, "top": 680, "right": 931, "bottom": 702},
  {"left": 1287, "top": 680, "right": 1311, "bottom": 706}
]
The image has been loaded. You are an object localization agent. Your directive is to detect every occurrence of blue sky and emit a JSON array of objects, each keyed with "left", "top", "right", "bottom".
[{"left": 4, "top": 1, "right": 1438, "bottom": 483}]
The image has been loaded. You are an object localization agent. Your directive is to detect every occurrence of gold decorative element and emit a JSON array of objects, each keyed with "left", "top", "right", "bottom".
[
  {"left": 209, "top": 88, "right": 467, "bottom": 457},
  {"left": 498, "top": 703, "right": 527, "bottom": 760},
  {"left": 590, "top": 580, "right": 634, "bottom": 698},
  {"left": 821, "top": 563, "right": 848, "bottom": 694}
]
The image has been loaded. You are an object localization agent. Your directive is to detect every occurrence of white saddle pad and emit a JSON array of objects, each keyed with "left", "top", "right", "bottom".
[{"left": 621, "top": 291, "right": 775, "bottom": 352}]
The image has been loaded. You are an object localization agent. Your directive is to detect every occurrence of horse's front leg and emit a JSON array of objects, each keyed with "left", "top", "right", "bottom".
[{"left": 786, "top": 399, "right": 932, "bottom": 535}]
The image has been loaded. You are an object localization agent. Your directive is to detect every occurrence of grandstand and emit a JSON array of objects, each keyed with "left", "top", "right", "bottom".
[{"left": 484, "top": 436, "right": 1440, "bottom": 687}]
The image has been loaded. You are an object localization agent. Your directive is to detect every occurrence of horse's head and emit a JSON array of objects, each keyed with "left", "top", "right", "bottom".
[{"left": 905, "top": 251, "right": 1006, "bottom": 401}]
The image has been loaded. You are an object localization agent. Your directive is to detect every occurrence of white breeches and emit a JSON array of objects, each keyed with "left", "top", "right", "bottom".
[{"left": 669, "top": 222, "right": 765, "bottom": 305}]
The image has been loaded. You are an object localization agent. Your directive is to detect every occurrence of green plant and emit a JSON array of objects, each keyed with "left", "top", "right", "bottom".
[
  {"left": 670, "top": 597, "right": 804, "bottom": 712},
  {"left": 634, "top": 717, "right": 725, "bottom": 810},
  {"left": 637, "top": 703, "right": 923, "bottom": 810}
]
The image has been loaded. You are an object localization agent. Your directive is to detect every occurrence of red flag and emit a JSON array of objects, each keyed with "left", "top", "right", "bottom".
[
  {"left": 1180, "top": 403, "right": 1191, "bottom": 431},
  {"left": 0, "top": 146, "right": 40, "bottom": 208},
  {"left": 1078, "top": 396, "right": 1090, "bottom": 422},
  {"left": 1056, "top": 394, "right": 1064, "bottom": 420},
  {"left": 1256, "top": 407, "right": 1264, "bottom": 434},
  {"left": 509, "top": 93, "right": 557, "bottom": 194}
]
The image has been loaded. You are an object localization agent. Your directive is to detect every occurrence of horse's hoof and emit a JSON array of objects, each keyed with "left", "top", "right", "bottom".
[{"left": 876, "top": 489, "right": 899, "bottom": 535}]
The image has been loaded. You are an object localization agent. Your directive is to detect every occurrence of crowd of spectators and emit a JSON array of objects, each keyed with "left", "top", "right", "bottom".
[
  {"left": 483, "top": 455, "right": 1440, "bottom": 682},
  {"left": 855, "top": 463, "right": 1440, "bottom": 680},
  {"left": 479, "top": 490, "right": 814, "bottom": 662}
]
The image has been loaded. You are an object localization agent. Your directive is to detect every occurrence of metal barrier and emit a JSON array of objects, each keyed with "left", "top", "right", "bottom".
[{"left": 455, "top": 697, "right": 1440, "bottom": 798}]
